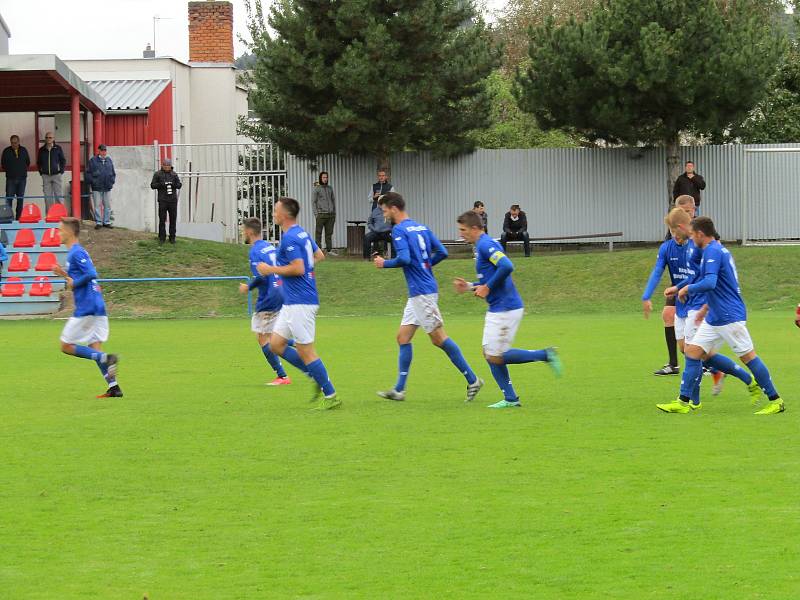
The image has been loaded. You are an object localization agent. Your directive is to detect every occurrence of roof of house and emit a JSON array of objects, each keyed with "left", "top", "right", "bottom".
[{"left": 86, "top": 79, "right": 170, "bottom": 111}]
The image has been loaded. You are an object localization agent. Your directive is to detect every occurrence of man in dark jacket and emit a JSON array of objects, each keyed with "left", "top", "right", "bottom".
[
  {"left": 37, "top": 132, "right": 66, "bottom": 210},
  {"left": 672, "top": 161, "right": 706, "bottom": 214},
  {"left": 150, "top": 158, "right": 182, "bottom": 244},
  {"left": 501, "top": 204, "right": 530, "bottom": 257},
  {"left": 1, "top": 135, "right": 30, "bottom": 220},
  {"left": 86, "top": 145, "right": 116, "bottom": 229},
  {"left": 312, "top": 171, "right": 337, "bottom": 254},
  {"left": 473, "top": 201, "right": 488, "bottom": 233}
]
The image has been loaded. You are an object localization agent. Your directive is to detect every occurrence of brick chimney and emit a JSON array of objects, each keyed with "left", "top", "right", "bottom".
[{"left": 188, "top": 1, "right": 234, "bottom": 64}]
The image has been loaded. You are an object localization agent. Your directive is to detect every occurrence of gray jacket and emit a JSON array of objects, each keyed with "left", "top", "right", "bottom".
[
  {"left": 312, "top": 184, "right": 336, "bottom": 215},
  {"left": 368, "top": 201, "right": 391, "bottom": 233}
]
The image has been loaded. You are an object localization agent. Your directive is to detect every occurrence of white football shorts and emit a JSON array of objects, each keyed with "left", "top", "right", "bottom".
[
  {"left": 482, "top": 308, "right": 524, "bottom": 356},
  {"left": 273, "top": 304, "right": 318, "bottom": 345},
  {"left": 691, "top": 320, "right": 754, "bottom": 357},
  {"left": 401, "top": 293, "right": 444, "bottom": 334},
  {"left": 251, "top": 310, "right": 280, "bottom": 334},
  {"left": 60, "top": 316, "right": 110, "bottom": 345}
]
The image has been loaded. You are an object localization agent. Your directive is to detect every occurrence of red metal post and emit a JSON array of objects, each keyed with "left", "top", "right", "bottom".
[
  {"left": 70, "top": 93, "right": 81, "bottom": 218},
  {"left": 92, "top": 110, "right": 103, "bottom": 152}
]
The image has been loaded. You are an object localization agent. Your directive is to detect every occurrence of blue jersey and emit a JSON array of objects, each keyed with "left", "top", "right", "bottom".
[
  {"left": 641, "top": 239, "right": 691, "bottom": 318},
  {"left": 248, "top": 239, "right": 283, "bottom": 313},
  {"left": 474, "top": 234, "right": 524, "bottom": 313},
  {"left": 687, "top": 240, "right": 746, "bottom": 326},
  {"left": 387, "top": 219, "right": 447, "bottom": 298},
  {"left": 276, "top": 224, "right": 319, "bottom": 305},
  {"left": 683, "top": 240, "right": 706, "bottom": 311},
  {"left": 66, "top": 244, "right": 106, "bottom": 317}
]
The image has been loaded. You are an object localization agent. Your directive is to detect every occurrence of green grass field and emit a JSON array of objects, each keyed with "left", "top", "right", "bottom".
[{"left": 3, "top": 310, "right": 799, "bottom": 598}]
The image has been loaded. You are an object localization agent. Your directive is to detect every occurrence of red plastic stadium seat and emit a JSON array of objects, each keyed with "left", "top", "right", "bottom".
[
  {"left": 1, "top": 277, "right": 24, "bottom": 297},
  {"left": 45, "top": 203, "right": 68, "bottom": 223},
  {"left": 29, "top": 276, "right": 53, "bottom": 297},
  {"left": 19, "top": 203, "right": 42, "bottom": 223},
  {"left": 35, "top": 252, "right": 58, "bottom": 272},
  {"left": 13, "top": 229, "right": 35, "bottom": 248},
  {"left": 8, "top": 252, "right": 30, "bottom": 272},
  {"left": 39, "top": 227, "right": 62, "bottom": 247}
]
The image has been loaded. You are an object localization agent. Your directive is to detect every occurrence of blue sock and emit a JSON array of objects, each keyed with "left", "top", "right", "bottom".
[
  {"left": 690, "top": 377, "right": 701, "bottom": 406},
  {"left": 287, "top": 339, "right": 296, "bottom": 347},
  {"left": 306, "top": 358, "right": 335, "bottom": 396},
  {"left": 74, "top": 345, "right": 104, "bottom": 362},
  {"left": 440, "top": 338, "right": 477, "bottom": 384},
  {"left": 279, "top": 345, "right": 309, "bottom": 375},
  {"left": 704, "top": 354, "right": 752, "bottom": 385},
  {"left": 488, "top": 362, "right": 517, "bottom": 400},
  {"left": 745, "top": 356, "right": 779, "bottom": 399},
  {"left": 262, "top": 344, "right": 287, "bottom": 378},
  {"left": 502, "top": 348, "right": 548, "bottom": 364},
  {"left": 680, "top": 357, "right": 703, "bottom": 400},
  {"left": 395, "top": 343, "right": 412, "bottom": 392}
]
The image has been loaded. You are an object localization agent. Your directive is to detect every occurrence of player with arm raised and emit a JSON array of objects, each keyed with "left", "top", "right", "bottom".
[
  {"left": 373, "top": 192, "right": 483, "bottom": 402},
  {"left": 257, "top": 197, "right": 339, "bottom": 410},
  {"left": 453, "top": 211, "right": 561, "bottom": 408},
  {"left": 53, "top": 217, "right": 121, "bottom": 398}
]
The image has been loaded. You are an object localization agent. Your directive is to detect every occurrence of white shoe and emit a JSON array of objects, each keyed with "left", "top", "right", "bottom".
[
  {"left": 466, "top": 378, "right": 484, "bottom": 402},
  {"left": 377, "top": 389, "right": 405, "bottom": 401},
  {"left": 328, "top": 249, "right": 339, "bottom": 256}
]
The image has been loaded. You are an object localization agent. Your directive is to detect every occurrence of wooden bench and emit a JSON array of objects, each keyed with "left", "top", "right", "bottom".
[{"left": 442, "top": 231, "right": 624, "bottom": 252}]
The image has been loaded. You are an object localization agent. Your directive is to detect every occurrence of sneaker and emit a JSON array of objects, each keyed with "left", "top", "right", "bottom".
[
  {"left": 103, "top": 224, "right": 113, "bottom": 229},
  {"left": 313, "top": 394, "right": 342, "bottom": 410},
  {"left": 754, "top": 399, "right": 785, "bottom": 415},
  {"left": 328, "top": 249, "right": 338, "bottom": 256},
  {"left": 712, "top": 371, "right": 725, "bottom": 395},
  {"left": 747, "top": 380, "right": 761, "bottom": 405},
  {"left": 377, "top": 389, "right": 406, "bottom": 401},
  {"left": 488, "top": 399, "right": 521, "bottom": 408},
  {"left": 465, "top": 377, "right": 485, "bottom": 402},
  {"left": 266, "top": 376, "right": 292, "bottom": 386},
  {"left": 105, "top": 354, "right": 119, "bottom": 380},
  {"left": 654, "top": 364, "right": 680, "bottom": 376},
  {"left": 94, "top": 224, "right": 102, "bottom": 230},
  {"left": 546, "top": 347, "right": 563, "bottom": 378},
  {"left": 656, "top": 399, "right": 692, "bottom": 413},
  {"left": 169, "top": 239, "right": 176, "bottom": 245},
  {"left": 690, "top": 402, "right": 702, "bottom": 411},
  {"left": 97, "top": 385, "right": 123, "bottom": 398}
]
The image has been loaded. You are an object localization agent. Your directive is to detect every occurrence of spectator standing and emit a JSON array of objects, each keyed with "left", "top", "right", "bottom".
[
  {"left": 363, "top": 191, "right": 394, "bottom": 259},
  {"left": 473, "top": 201, "right": 488, "bottom": 233},
  {"left": 150, "top": 158, "right": 182, "bottom": 244},
  {"left": 672, "top": 160, "right": 706, "bottom": 214},
  {"left": 86, "top": 145, "right": 116, "bottom": 230},
  {"left": 501, "top": 204, "right": 531, "bottom": 257},
  {"left": 1, "top": 135, "right": 31, "bottom": 221},
  {"left": 37, "top": 132, "right": 66, "bottom": 210},
  {"left": 312, "top": 171, "right": 337, "bottom": 255}
]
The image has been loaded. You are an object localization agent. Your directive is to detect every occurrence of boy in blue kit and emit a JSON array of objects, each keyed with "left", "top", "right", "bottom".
[
  {"left": 662, "top": 216, "right": 784, "bottom": 415},
  {"left": 256, "top": 198, "right": 340, "bottom": 410},
  {"left": 373, "top": 193, "right": 483, "bottom": 402},
  {"left": 52, "top": 217, "right": 121, "bottom": 398},
  {"left": 239, "top": 217, "right": 297, "bottom": 386},
  {"left": 453, "top": 211, "right": 561, "bottom": 408}
]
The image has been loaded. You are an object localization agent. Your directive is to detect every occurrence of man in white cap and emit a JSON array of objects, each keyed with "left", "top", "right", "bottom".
[{"left": 150, "top": 158, "right": 182, "bottom": 244}]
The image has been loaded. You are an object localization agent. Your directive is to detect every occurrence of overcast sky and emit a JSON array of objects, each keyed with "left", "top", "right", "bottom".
[{"left": 1, "top": 0, "right": 504, "bottom": 63}]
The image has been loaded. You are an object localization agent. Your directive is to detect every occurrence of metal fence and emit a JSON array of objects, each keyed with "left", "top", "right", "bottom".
[{"left": 286, "top": 143, "right": 800, "bottom": 245}]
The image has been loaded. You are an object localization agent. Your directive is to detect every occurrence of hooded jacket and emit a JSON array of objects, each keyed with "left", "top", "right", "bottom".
[{"left": 312, "top": 175, "right": 336, "bottom": 215}]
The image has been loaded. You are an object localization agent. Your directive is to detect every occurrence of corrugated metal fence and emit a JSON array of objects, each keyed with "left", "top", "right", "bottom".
[{"left": 286, "top": 143, "right": 800, "bottom": 245}]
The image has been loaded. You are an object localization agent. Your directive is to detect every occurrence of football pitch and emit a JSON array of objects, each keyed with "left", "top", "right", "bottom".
[{"left": 3, "top": 313, "right": 799, "bottom": 599}]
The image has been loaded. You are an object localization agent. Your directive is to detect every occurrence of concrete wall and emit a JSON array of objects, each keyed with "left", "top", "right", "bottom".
[{"left": 105, "top": 145, "right": 157, "bottom": 232}]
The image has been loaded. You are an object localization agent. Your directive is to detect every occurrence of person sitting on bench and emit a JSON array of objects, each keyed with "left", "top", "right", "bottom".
[{"left": 501, "top": 204, "right": 530, "bottom": 257}]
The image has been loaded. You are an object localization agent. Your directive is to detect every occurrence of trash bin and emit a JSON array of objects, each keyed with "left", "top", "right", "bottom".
[{"left": 347, "top": 221, "right": 366, "bottom": 256}]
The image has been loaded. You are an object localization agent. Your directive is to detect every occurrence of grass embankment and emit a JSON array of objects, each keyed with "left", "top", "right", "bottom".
[{"left": 83, "top": 231, "right": 800, "bottom": 319}]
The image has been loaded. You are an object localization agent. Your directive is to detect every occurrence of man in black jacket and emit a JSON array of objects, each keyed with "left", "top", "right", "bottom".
[
  {"left": 672, "top": 161, "right": 706, "bottom": 214},
  {"left": 501, "top": 204, "right": 530, "bottom": 257},
  {"left": 150, "top": 158, "right": 182, "bottom": 244},
  {"left": 1, "top": 135, "right": 30, "bottom": 220},
  {"left": 37, "top": 132, "right": 66, "bottom": 210}
]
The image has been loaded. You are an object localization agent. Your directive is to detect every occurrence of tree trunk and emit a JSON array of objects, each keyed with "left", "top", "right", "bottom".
[
  {"left": 376, "top": 152, "right": 391, "bottom": 179},
  {"left": 665, "top": 134, "right": 681, "bottom": 207}
]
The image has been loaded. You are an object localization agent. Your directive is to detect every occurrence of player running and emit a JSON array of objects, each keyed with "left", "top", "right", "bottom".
[
  {"left": 373, "top": 192, "right": 483, "bottom": 402},
  {"left": 53, "top": 217, "right": 121, "bottom": 398},
  {"left": 659, "top": 216, "right": 784, "bottom": 415},
  {"left": 453, "top": 211, "right": 561, "bottom": 408},
  {"left": 655, "top": 209, "right": 760, "bottom": 411},
  {"left": 256, "top": 197, "right": 339, "bottom": 410},
  {"left": 239, "top": 217, "right": 297, "bottom": 386}
]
